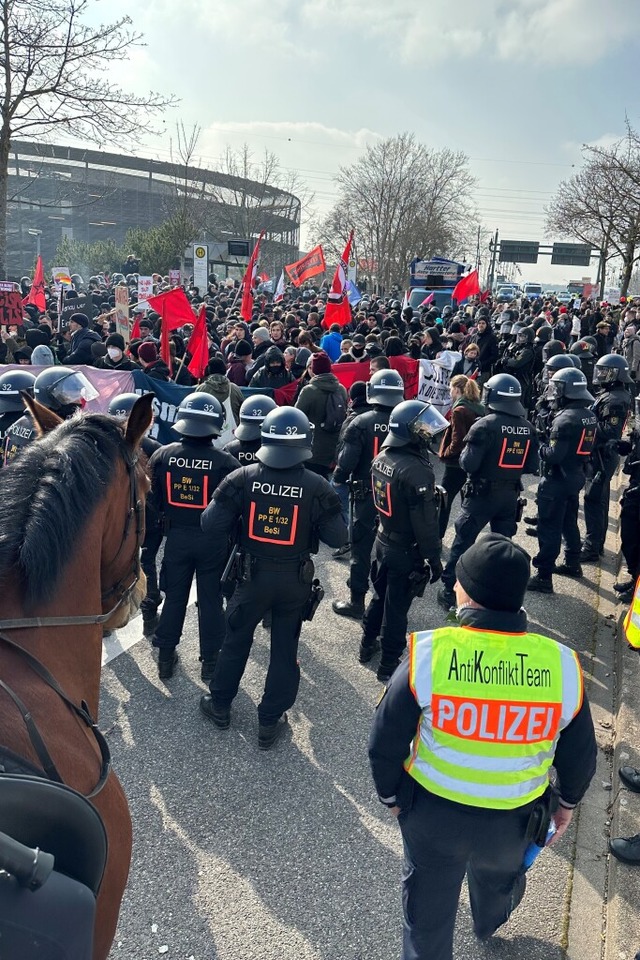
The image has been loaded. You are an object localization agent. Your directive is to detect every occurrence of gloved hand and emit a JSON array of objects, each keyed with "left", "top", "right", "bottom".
[
  {"left": 617, "top": 439, "right": 632, "bottom": 455},
  {"left": 427, "top": 557, "right": 443, "bottom": 584}
]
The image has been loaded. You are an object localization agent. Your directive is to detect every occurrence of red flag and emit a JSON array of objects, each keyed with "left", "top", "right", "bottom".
[
  {"left": 147, "top": 288, "right": 195, "bottom": 330},
  {"left": 452, "top": 270, "right": 481, "bottom": 303},
  {"left": 480, "top": 289, "right": 491, "bottom": 303},
  {"left": 285, "top": 245, "right": 326, "bottom": 286},
  {"left": 23, "top": 256, "right": 46, "bottom": 312},
  {"left": 274, "top": 378, "right": 302, "bottom": 406},
  {"left": 331, "top": 360, "right": 370, "bottom": 393},
  {"left": 130, "top": 316, "right": 141, "bottom": 340},
  {"left": 389, "top": 355, "right": 420, "bottom": 399},
  {"left": 258, "top": 272, "right": 269, "bottom": 283},
  {"left": 240, "top": 232, "right": 265, "bottom": 322},
  {"left": 187, "top": 306, "right": 210, "bottom": 379},
  {"left": 420, "top": 292, "right": 435, "bottom": 306},
  {"left": 322, "top": 231, "right": 353, "bottom": 330}
]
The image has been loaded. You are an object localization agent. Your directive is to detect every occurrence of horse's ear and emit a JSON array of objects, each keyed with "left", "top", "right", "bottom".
[
  {"left": 125, "top": 393, "right": 154, "bottom": 450},
  {"left": 22, "top": 392, "right": 63, "bottom": 435}
]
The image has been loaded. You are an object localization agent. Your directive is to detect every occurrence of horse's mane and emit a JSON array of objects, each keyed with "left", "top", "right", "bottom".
[{"left": 0, "top": 412, "right": 128, "bottom": 609}]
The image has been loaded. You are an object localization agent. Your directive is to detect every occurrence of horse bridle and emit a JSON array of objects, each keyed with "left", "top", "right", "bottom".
[
  {"left": 0, "top": 445, "right": 146, "bottom": 799},
  {"left": 0, "top": 448, "right": 145, "bottom": 631}
]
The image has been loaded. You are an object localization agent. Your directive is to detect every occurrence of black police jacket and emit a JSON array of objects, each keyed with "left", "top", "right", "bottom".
[
  {"left": 368, "top": 606, "right": 597, "bottom": 811},
  {"left": 371, "top": 444, "right": 441, "bottom": 563},
  {"left": 0, "top": 410, "right": 22, "bottom": 450},
  {"left": 3, "top": 412, "right": 36, "bottom": 465},
  {"left": 333, "top": 406, "right": 393, "bottom": 483},
  {"left": 148, "top": 437, "right": 240, "bottom": 528},
  {"left": 223, "top": 436, "right": 261, "bottom": 466},
  {"left": 539, "top": 402, "right": 597, "bottom": 473},
  {"left": 592, "top": 386, "right": 632, "bottom": 444},
  {"left": 201, "top": 462, "right": 347, "bottom": 565},
  {"left": 459, "top": 411, "right": 539, "bottom": 481}
]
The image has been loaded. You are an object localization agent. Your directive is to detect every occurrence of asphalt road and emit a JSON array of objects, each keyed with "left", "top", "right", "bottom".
[{"left": 102, "top": 463, "right": 622, "bottom": 960}]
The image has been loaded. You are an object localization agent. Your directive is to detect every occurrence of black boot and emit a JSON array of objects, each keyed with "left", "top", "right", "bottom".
[
  {"left": 437, "top": 586, "right": 456, "bottom": 610},
  {"left": 142, "top": 611, "right": 159, "bottom": 638},
  {"left": 554, "top": 563, "right": 583, "bottom": 578},
  {"left": 258, "top": 714, "right": 288, "bottom": 750},
  {"left": 358, "top": 638, "right": 380, "bottom": 664},
  {"left": 199, "top": 695, "right": 230, "bottom": 729},
  {"left": 523, "top": 515, "right": 538, "bottom": 525},
  {"left": 527, "top": 574, "right": 554, "bottom": 594},
  {"left": 376, "top": 660, "right": 400, "bottom": 684},
  {"left": 158, "top": 648, "right": 178, "bottom": 679},
  {"left": 332, "top": 595, "right": 365, "bottom": 619}
]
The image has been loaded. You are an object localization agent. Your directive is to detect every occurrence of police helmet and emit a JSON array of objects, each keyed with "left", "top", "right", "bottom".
[
  {"left": 108, "top": 392, "right": 145, "bottom": 421},
  {"left": 570, "top": 341, "right": 592, "bottom": 357},
  {"left": 543, "top": 354, "right": 574, "bottom": 383},
  {"left": 482, "top": 374, "right": 526, "bottom": 417},
  {"left": 257, "top": 407, "right": 313, "bottom": 468},
  {"left": 549, "top": 368, "right": 594, "bottom": 404},
  {"left": 499, "top": 320, "right": 513, "bottom": 336},
  {"left": 542, "top": 340, "right": 565, "bottom": 363},
  {"left": 594, "top": 353, "right": 633, "bottom": 385},
  {"left": 383, "top": 399, "right": 448, "bottom": 448},
  {"left": 516, "top": 325, "right": 535, "bottom": 346},
  {"left": 567, "top": 354, "right": 582, "bottom": 369},
  {"left": 0, "top": 369, "right": 36, "bottom": 413},
  {"left": 390, "top": 299, "right": 402, "bottom": 311},
  {"left": 173, "top": 393, "right": 225, "bottom": 438},
  {"left": 534, "top": 324, "right": 553, "bottom": 345},
  {"left": 235, "top": 394, "right": 277, "bottom": 442},
  {"left": 510, "top": 321, "right": 525, "bottom": 337},
  {"left": 581, "top": 336, "right": 598, "bottom": 352},
  {"left": 33, "top": 367, "right": 99, "bottom": 411},
  {"left": 366, "top": 369, "right": 405, "bottom": 408}
]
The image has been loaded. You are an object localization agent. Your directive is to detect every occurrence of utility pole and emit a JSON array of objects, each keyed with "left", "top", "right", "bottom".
[{"left": 487, "top": 229, "right": 499, "bottom": 291}]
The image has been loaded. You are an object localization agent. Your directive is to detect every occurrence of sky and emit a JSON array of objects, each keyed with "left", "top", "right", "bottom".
[{"left": 80, "top": 0, "right": 640, "bottom": 288}]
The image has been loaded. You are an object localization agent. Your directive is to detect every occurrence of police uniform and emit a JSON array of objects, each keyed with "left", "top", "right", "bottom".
[
  {"left": 0, "top": 369, "right": 36, "bottom": 466},
  {"left": 223, "top": 435, "right": 260, "bottom": 465},
  {"left": 0, "top": 410, "right": 22, "bottom": 451},
  {"left": 222, "top": 394, "right": 277, "bottom": 469},
  {"left": 148, "top": 393, "right": 240, "bottom": 679},
  {"left": 200, "top": 407, "right": 347, "bottom": 749},
  {"left": 332, "top": 372, "right": 404, "bottom": 619},
  {"left": 138, "top": 434, "right": 163, "bottom": 630},
  {"left": 529, "top": 369, "right": 597, "bottom": 590},
  {"left": 369, "top": 535, "right": 597, "bottom": 960},
  {"left": 360, "top": 400, "right": 445, "bottom": 683},
  {"left": 582, "top": 377, "right": 632, "bottom": 560},
  {"left": 439, "top": 376, "right": 537, "bottom": 605},
  {"left": 3, "top": 412, "right": 36, "bottom": 465}
]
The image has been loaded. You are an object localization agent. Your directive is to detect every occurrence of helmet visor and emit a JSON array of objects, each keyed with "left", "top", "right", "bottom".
[
  {"left": 50, "top": 371, "right": 99, "bottom": 405},
  {"left": 410, "top": 404, "right": 448, "bottom": 439},
  {"left": 593, "top": 365, "right": 616, "bottom": 385}
]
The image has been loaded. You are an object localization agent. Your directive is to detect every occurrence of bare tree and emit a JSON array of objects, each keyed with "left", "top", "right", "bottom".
[
  {"left": 314, "top": 134, "right": 477, "bottom": 292},
  {"left": 546, "top": 129, "right": 640, "bottom": 296},
  {"left": 0, "top": 0, "right": 175, "bottom": 276},
  {"left": 158, "top": 122, "right": 210, "bottom": 273}
]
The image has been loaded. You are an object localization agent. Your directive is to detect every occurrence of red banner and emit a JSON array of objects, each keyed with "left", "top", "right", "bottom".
[
  {"left": 285, "top": 245, "right": 326, "bottom": 287},
  {"left": 273, "top": 356, "right": 419, "bottom": 406}
]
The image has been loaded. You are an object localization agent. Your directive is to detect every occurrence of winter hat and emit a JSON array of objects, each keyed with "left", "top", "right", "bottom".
[
  {"left": 253, "top": 327, "right": 271, "bottom": 343},
  {"left": 138, "top": 342, "right": 158, "bottom": 364},
  {"left": 349, "top": 380, "right": 367, "bottom": 405},
  {"left": 455, "top": 533, "right": 530, "bottom": 612},
  {"left": 235, "top": 339, "right": 253, "bottom": 357},
  {"left": 91, "top": 342, "right": 108, "bottom": 360},
  {"left": 30, "top": 344, "right": 54, "bottom": 366},
  {"left": 311, "top": 351, "right": 332, "bottom": 375},
  {"left": 105, "top": 333, "right": 125, "bottom": 351},
  {"left": 139, "top": 318, "right": 154, "bottom": 331},
  {"left": 69, "top": 312, "right": 89, "bottom": 328}
]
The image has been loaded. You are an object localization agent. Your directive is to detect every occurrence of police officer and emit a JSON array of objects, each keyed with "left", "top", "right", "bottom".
[
  {"left": 148, "top": 393, "right": 240, "bottom": 680},
  {"left": 360, "top": 400, "right": 446, "bottom": 682},
  {"left": 4, "top": 367, "right": 98, "bottom": 465},
  {"left": 199, "top": 407, "right": 347, "bottom": 749},
  {"left": 528, "top": 368, "right": 597, "bottom": 593},
  {"left": 223, "top": 394, "right": 276, "bottom": 465},
  {"left": 108, "top": 392, "right": 163, "bottom": 636},
  {"left": 503, "top": 325, "right": 536, "bottom": 411},
  {"left": 581, "top": 353, "right": 633, "bottom": 562},
  {"left": 0, "top": 369, "right": 35, "bottom": 459},
  {"left": 369, "top": 534, "right": 596, "bottom": 960},
  {"left": 438, "top": 374, "right": 538, "bottom": 609},
  {"left": 331, "top": 368, "right": 405, "bottom": 620}
]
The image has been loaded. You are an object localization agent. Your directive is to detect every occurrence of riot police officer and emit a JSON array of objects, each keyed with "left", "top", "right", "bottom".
[
  {"left": 148, "top": 393, "right": 240, "bottom": 680},
  {"left": 0, "top": 369, "right": 35, "bottom": 459},
  {"left": 528, "top": 368, "right": 597, "bottom": 593},
  {"left": 503, "top": 325, "right": 536, "bottom": 411},
  {"left": 199, "top": 407, "right": 347, "bottom": 749},
  {"left": 4, "top": 367, "right": 98, "bottom": 465},
  {"left": 108, "top": 392, "right": 163, "bottom": 636},
  {"left": 581, "top": 354, "right": 633, "bottom": 562},
  {"left": 360, "top": 400, "right": 446, "bottom": 682},
  {"left": 437, "top": 374, "right": 538, "bottom": 609},
  {"left": 223, "top": 394, "right": 276, "bottom": 466},
  {"left": 332, "top": 368, "right": 405, "bottom": 620}
]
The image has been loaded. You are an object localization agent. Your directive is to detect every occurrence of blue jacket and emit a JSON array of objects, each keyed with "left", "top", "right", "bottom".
[{"left": 320, "top": 331, "right": 342, "bottom": 362}]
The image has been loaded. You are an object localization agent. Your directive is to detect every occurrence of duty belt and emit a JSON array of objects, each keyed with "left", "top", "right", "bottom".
[{"left": 378, "top": 530, "right": 414, "bottom": 547}]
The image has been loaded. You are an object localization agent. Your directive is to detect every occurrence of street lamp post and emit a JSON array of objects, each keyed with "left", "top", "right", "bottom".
[{"left": 27, "top": 228, "right": 42, "bottom": 260}]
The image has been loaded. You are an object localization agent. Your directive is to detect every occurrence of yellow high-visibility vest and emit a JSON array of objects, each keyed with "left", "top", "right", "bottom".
[
  {"left": 623, "top": 577, "right": 640, "bottom": 649},
  {"left": 404, "top": 625, "right": 583, "bottom": 810}
]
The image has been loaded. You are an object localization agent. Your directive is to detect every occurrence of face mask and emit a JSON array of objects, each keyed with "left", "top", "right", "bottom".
[{"left": 107, "top": 347, "right": 122, "bottom": 360}]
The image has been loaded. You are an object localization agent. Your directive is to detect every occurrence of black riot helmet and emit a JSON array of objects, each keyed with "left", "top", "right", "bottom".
[
  {"left": 581, "top": 336, "right": 598, "bottom": 352},
  {"left": 108, "top": 392, "right": 144, "bottom": 421},
  {"left": 499, "top": 319, "right": 513, "bottom": 336},
  {"left": 534, "top": 324, "right": 553, "bottom": 345},
  {"left": 542, "top": 339, "right": 565, "bottom": 363},
  {"left": 383, "top": 399, "right": 448, "bottom": 449},
  {"left": 549, "top": 368, "right": 594, "bottom": 405},
  {"left": 366, "top": 369, "right": 405, "bottom": 408},
  {"left": 510, "top": 321, "right": 525, "bottom": 338},
  {"left": 235, "top": 394, "right": 277, "bottom": 442},
  {"left": 33, "top": 367, "right": 99, "bottom": 412},
  {"left": 482, "top": 373, "right": 526, "bottom": 416},
  {"left": 567, "top": 354, "right": 582, "bottom": 369},
  {"left": 257, "top": 407, "right": 313, "bottom": 468},
  {"left": 570, "top": 340, "right": 592, "bottom": 357},
  {"left": 173, "top": 393, "right": 225, "bottom": 438},
  {"left": 594, "top": 353, "right": 633, "bottom": 386},
  {"left": 0, "top": 369, "right": 36, "bottom": 412},
  {"left": 543, "top": 354, "right": 575, "bottom": 383},
  {"left": 516, "top": 325, "right": 535, "bottom": 346}
]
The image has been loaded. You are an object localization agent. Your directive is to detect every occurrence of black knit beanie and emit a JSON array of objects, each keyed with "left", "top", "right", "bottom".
[{"left": 456, "top": 534, "right": 530, "bottom": 612}]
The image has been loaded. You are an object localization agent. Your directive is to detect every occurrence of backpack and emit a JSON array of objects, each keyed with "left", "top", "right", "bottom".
[{"left": 322, "top": 389, "right": 347, "bottom": 432}]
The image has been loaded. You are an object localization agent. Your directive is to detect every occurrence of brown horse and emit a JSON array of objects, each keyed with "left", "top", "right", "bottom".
[{"left": 0, "top": 393, "right": 153, "bottom": 960}]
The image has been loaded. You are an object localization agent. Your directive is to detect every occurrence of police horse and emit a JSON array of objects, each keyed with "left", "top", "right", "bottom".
[{"left": 0, "top": 394, "right": 153, "bottom": 959}]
